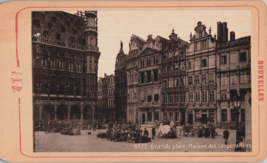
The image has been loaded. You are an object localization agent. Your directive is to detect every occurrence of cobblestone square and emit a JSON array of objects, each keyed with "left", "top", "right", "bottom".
[{"left": 35, "top": 127, "right": 240, "bottom": 152}]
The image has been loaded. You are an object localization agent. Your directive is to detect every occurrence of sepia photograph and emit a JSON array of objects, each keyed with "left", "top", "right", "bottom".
[{"left": 31, "top": 10, "right": 252, "bottom": 153}]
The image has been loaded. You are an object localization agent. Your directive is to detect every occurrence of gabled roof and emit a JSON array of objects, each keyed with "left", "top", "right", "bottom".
[{"left": 131, "top": 34, "right": 146, "bottom": 42}]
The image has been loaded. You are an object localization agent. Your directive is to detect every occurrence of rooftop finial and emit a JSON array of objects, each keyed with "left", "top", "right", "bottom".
[
  {"left": 172, "top": 28, "right": 174, "bottom": 33},
  {"left": 209, "top": 27, "right": 211, "bottom": 35},
  {"left": 190, "top": 32, "right": 192, "bottom": 39},
  {"left": 120, "top": 40, "right": 123, "bottom": 50}
]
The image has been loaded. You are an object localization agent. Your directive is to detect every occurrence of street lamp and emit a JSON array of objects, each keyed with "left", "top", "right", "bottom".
[{"left": 232, "top": 94, "right": 241, "bottom": 152}]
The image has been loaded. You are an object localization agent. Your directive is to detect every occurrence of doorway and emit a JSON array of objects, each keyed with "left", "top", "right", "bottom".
[
  {"left": 181, "top": 111, "right": 185, "bottom": 125},
  {"left": 142, "top": 113, "right": 145, "bottom": 124},
  {"left": 202, "top": 114, "right": 208, "bottom": 124},
  {"left": 188, "top": 114, "right": 193, "bottom": 125}
]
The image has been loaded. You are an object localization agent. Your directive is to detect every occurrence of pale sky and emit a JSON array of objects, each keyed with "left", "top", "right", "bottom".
[{"left": 69, "top": 10, "right": 251, "bottom": 78}]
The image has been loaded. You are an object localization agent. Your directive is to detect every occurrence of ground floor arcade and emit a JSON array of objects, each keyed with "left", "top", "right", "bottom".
[{"left": 33, "top": 102, "right": 95, "bottom": 122}]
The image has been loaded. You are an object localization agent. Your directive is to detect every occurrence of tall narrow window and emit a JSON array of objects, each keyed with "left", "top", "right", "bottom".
[
  {"left": 202, "top": 91, "right": 208, "bottom": 102},
  {"left": 153, "top": 70, "right": 158, "bottom": 81},
  {"left": 195, "top": 75, "right": 199, "bottom": 84},
  {"left": 188, "top": 76, "right": 193, "bottom": 85},
  {"left": 175, "top": 93, "right": 179, "bottom": 102},
  {"left": 221, "top": 110, "right": 227, "bottom": 122},
  {"left": 208, "top": 73, "right": 214, "bottom": 83},
  {"left": 240, "top": 52, "right": 247, "bottom": 62},
  {"left": 209, "top": 90, "right": 214, "bottom": 102},
  {"left": 221, "top": 90, "right": 227, "bottom": 100},
  {"left": 221, "top": 55, "right": 227, "bottom": 65},
  {"left": 181, "top": 93, "right": 185, "bottom": 102},
  {"left": 201, "top": 74, "right": 207, "bottom": 84},
  {"left": 189, "top": 92, "right": 194, "bottom": 102},
  {"left": 230, "top": 73, "right": 237, "bottom": 85},
  {"left": 195, "top": 91, "right": 200, "bottom": 102},
  {"left": 201, "top": 59, "right": 207, "bottom": 67}
]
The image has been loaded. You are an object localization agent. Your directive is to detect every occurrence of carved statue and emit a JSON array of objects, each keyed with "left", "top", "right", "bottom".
[{"left": 120, "top": 40, "right": 123, "bottom": 50}]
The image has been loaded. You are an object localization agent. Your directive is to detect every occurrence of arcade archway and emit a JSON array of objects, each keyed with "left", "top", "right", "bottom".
[
  {"left": 71, "top": 105, "right": 81, "bottom": 119},
  {"left": 42, "top": 104, "right": 54, "bottom": 121},
  {"left": 83, "top": 105, "right": 93, "bottom": 121},
  {"left": 57, "top": 104, "right": 68, "bottom": 120},
  {"left": 33, "top": 105, "right": 40, "bottom": 121}
]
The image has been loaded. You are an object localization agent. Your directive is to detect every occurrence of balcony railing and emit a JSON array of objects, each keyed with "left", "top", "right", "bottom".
[{"left": 33, "top": 36, "right": 99, "bottom": 52}]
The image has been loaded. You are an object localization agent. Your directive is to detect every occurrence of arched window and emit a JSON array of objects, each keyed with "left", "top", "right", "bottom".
[
  {"left": 76, "top": 78, "right": 81, "bottom": 95},
  {"left": 69, "top": 77, "right": 74, "bottom": 95},
  {"left": 41, "top": 50, "right": 48, "bottom": 67},
  {"left": 41, "top": 74, "right": 47, "bottom": 94},
  {"left": 50, "top": 52, "right": 56, "bottom": 68},
  {"left": 50, "top": 75, "right": 57, "bottom": 94},
  {"left": 59, "top": 76, "right": 65, "bottom": 95},
  {"left": 58, "top": 53, "right": 64, "bottom": 69},
  {"left": 69, "top": 55, "right": 74, "bottom": 71}
]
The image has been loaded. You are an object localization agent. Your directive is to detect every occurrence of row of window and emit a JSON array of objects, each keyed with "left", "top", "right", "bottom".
[
  {"left": 193, "top": 39, "right": 209, "bottom": 51},
  {"left": 108, "top": 99, "right": 115, "bottom": 108},
  {"left": 140, "top": 55, "right": 159, "bottom": 67},
  {"left": 221, "top": 109, "right": 245, "bottom": 122},
  {"left": 163, "top": 90, "right": 215, "bottom": 103},
  {"left": 140, "top": 94, "right": 159, "bottom": 102},
  {"left": 221, "top": 72, "right": 250, "bottom": 85},
  {"left": 163, "top": 71, "right": 250, "bottom": 88},
  {"left": 220, "top": 89, "right": 247, "bottom": 100},
  {"left": 140, "top": 70, "right": 159, "bottom": 83},
  {"left": 220, "top": 52, "right": 247, "bottom": 65},
  {"left": 35, "top": 58, "right": 96, "bottom": 72}
]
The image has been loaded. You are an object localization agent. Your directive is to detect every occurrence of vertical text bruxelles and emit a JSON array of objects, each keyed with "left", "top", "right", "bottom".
[{"left": 258, "top": 61, "right": 264, "bottom": 101}]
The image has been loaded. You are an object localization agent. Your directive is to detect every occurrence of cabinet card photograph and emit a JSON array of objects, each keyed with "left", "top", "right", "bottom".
[{"left": 0, "top": 1, "right": 266, "bottom": 162}]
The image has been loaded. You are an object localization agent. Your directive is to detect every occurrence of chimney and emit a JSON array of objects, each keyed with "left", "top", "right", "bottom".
[
  {"left": 217, "top": 22, "right": 222, "bottom": 43},
  {"left": 230, "top": 31, "right": 235, "bottom": 41},
  {"left": 221, "top": 22, "right": 228, "bottom": 43}
]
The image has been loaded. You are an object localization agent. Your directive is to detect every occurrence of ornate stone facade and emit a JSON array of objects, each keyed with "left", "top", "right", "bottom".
[
  {"left": 97, "top": 74, "right": 115, "bottom": 121},
  {"left": 115, "top": 42, "right": 127, "bottom": 121},
  {"left": 32, "top": 11, "right": 100, "bottom": 122},
  {"left": 161, "top": 30, "right": 188, "bottom": 124}
]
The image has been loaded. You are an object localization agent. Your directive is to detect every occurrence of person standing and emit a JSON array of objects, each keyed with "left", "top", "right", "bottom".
[
  {"left": 223, "top": 127, "right": 229, "bottom": 145},
  {"left": 152, "top": 126, "right": 156, "bottom": 139},
  {"left": 144, "top": 128, "right": 149, "bottom": 137},
  {"left": 210, "top": 124, "right": 215, "bottom": 139}
]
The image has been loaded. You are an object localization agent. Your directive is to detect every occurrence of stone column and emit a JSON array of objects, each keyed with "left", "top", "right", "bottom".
[
  {"left": 217, "top": 104, "right": 221, "bottom": 123},
  {"left": 152, "top": 109, "right": 154, "bottom": 123},
  {"left": 179, "top": 111, "right": 182, "bottom": 121},
  {"left": 193, "top": 110, "right": 195, "bottom": 124},
  {"left": 68, "top": 106, "right": 71, "bottom": 121},
  {"left": 185, "top": 111, "right": 188, "bottom": 123},
  {"left": 227, "top": 107, "right": 231, "bottom": 122},
  {"left": 173, "top": 111, "right": 175, "bottom": 121},
  {"left": 244, "top": 92, "right": 251, "bottom": 151},
  {"left": 54, "top": 105, "right": 57, "bottom": 120},
  {"left": 145, "top": 110, "right": 148, "bottom": 124},
  {"left": 81, "top": 108, "right": 84, "bottom": 121},
  {"left": 207, "top": 110, "right": 209, "bottom": 118},
  {"left": 167, "top": 111, "right": 170, "bottom": 121},
  {"left": 39, "top": 105, "right": 43, "bottom": 121}
]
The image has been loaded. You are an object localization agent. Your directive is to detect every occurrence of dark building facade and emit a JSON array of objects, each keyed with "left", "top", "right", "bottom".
[
  {"left": 161, "top": 30, "right": 188, "bottom": 124},
  {"left": 185, "top": 22, "right": 217, "bottom": 125},
  {"left": 126, "top": 35, "right": 146, "bottom": 123},
  {"left": 216, "top": 22, "right": 251, "bottom": 129},
  {"left": 124, "top": 22, "right": 250, "bottom": 128},
  {"left": 115, "top": 42, "right": 127, "bottom": 121},
  {"left": 97, "top": 74, "right": 115, "bottom": 121},
  {"left": 32, "top": 11, "right": 100, "bottom": 122}
]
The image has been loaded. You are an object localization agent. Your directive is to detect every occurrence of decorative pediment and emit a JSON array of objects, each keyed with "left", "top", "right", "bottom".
[
  {"left": 138, "top": 47, "right": 159, "bottom": 57},
  {"left": 194, "top": 21, "right": 206, "bottom": 32}
]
